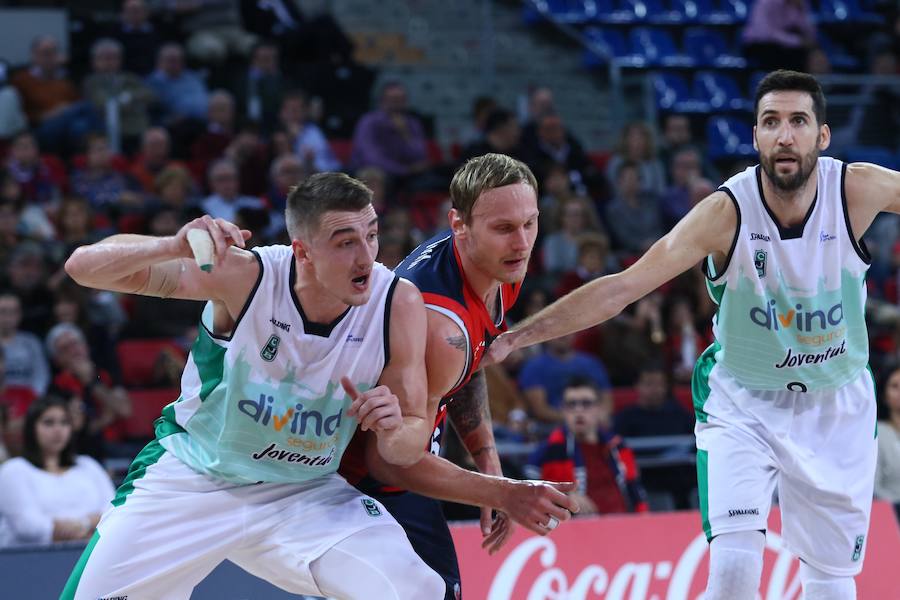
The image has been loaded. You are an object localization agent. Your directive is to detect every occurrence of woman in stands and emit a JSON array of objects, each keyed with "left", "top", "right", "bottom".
[
  {"left": 0, "top": 395, "right": 114, "bottom": 547},
  {"left": 876, "top": 367, "right": 900, "bottom": 520}
]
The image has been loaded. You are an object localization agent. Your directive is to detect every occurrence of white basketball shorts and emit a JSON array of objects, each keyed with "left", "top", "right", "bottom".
[{"left": 693, "top": 361, "right": 878, "bottom": 576}]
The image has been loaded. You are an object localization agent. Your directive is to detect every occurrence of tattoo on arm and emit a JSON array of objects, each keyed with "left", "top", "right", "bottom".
[
  {"left": 448, "top": 369, "right": 491, "bottom": 439},
  {"left": 445, "top": 335, "right": 467, "bottom": 351}
]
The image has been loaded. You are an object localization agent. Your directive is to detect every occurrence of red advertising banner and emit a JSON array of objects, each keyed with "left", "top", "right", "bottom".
[{"left": 450, "top": 501, "right": 900, "bottom": 599}]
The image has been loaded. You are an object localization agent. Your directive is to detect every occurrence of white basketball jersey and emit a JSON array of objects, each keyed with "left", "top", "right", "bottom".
[
  {"left": 157, "top": 245, "right": 398, "bottom": 483},
  {"left": 704, "top": 157, "right": 870, "bottom": 392}
]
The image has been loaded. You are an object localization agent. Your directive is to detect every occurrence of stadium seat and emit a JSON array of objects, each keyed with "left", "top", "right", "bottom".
[
  {"left": 629, "top": 27, "right": 695, "bottom": 67},
  {"left": 524, "top": 0, "right": 599, "bottom": 24},
  {"left": 817, "top": 0, "right": 884, "bottom": 24},
  {"left": 653, "top": 73, "right": 710, "bottom": 112},
  {"left": 617, "top": 0, "right": 685, "bottom": 24},
  {"left": 611, "top": 387, "right": 639, "bottom": 411},
  {"left": 683, "top": 28, "right": 746, "bottom": 69},
  {"left": 582, "top": 27, "right": 647, "bottom": 68},
  {"left": 706, "top": 116, "right": 756, "bottom": 160},
  {"left": 116, "top": 339, "right": 186, "bottom": 388},
  {"left": 123, "top": 387, "right": 180, "bottom": 440},
  {"left": 716, "top": 0, "right": 749, "bottom": 22},
  {"left": 693, "top": 71, "right": 753, "bottom": 112},
  {"left": 843, "top": 146, "right": 899, "bottom": 170}
]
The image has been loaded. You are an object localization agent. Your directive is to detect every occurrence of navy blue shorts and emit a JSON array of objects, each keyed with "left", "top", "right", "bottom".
[{"left": 374, "top": 491, "right": 461, "bottom": 600}]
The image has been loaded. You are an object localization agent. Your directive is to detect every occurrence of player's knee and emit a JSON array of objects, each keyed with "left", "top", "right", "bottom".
[
  {"left": 799, "top": 562, "right": 856, "bottom": 600},
  {"left": 704, "top": 531, "right": 765, "bottom": 600}
]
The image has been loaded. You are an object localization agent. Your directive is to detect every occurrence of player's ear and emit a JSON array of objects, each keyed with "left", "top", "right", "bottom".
[
  {"left": 449, "top": 208, "right": 467, "bottom": 238},
  {"left": 818, "top": 123, "right": 831, "bottom": 150},
  {"left": 292, "top": 238, "right": 310, "bottom": 264}
]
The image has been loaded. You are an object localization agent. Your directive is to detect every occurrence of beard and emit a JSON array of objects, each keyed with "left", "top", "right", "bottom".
[{"left": 760, "top": 141, "right": 820, "bottom": 192}]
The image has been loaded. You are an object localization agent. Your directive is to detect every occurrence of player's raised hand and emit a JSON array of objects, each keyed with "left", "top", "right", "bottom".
[
  {"left": 174, "top": 216, "right": 251, "bottom": 268},
  {"left": 497, "top": 480, "right": 579, "bottom": 536},
  {"left": 342, "top": 377, "right": 403, "bottom": 433}
]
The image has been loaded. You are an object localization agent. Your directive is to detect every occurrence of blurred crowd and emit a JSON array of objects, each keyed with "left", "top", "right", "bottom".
[{"left": 0, "top": 0, "right": 898, "bottom": 549}]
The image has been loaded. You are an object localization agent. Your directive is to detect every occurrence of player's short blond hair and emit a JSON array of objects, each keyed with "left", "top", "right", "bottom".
[{"left": 449, "top": 153, "right": 537, "bottom": 221}]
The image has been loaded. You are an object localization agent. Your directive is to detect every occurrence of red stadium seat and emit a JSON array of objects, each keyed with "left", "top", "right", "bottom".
[
  {"left": 123, "top": 387, "right": 179, "bottom": 439},
  {"left": 116, "top": 339, "right": 186, "bottom": 387},
  {"left": 329, "top": 139, "right": 354, "bottom": 166},
  {"left": 611, "top": 387, "right": 639, "bottom": 412}
]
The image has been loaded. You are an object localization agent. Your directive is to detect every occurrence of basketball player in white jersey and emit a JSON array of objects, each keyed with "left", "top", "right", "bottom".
[
  {"left": 60, "top": 173, "right": 444, "bottom": 599},
  {"left": 487, "top": 70, "right": 900, "bottom": 599}
]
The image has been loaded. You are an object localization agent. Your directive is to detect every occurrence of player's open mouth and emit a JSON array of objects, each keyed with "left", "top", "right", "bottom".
[
  {"left": 503, "top": 258, "right": 526, "bottom": 268},
  {"left": 775, "top": 155, "right": 798, "bottom": 166},
  {"left": 351, "top": 274, "right": 369, "bottom": 290}
]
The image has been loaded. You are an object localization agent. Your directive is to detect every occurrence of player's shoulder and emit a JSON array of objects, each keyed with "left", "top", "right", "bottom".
[{"left": 389, "top": 277, "right": 425, "bottom": 313}]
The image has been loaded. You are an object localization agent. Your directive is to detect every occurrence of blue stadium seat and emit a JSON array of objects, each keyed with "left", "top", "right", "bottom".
[
  {"left": 683, "top": 28, "right": 746, "bottom": 68},
  {"left": 706, "top": 116, "right": 756, "bottom": 159},
  {"left": 672, "top": 0, "right": 745, "bottom": 23},
  {"left": 816, "top": 32, "right": 861, "bottom": 71},
  {"left": 616, "top": 0, "right": 685, "bottom": 24},
  {"left": 748, "top": 71, "right": 767, "bottom": 98},
  {"left": 693, "top": 72, "right": 754, "bottom": 112},
  {"left": 629, "top": 27, "right": 695, "bottom": 67},
  {"left": 842, "top": 146, "right": 899, "bottom": 170},
  {"left": 582, "top": 27, "right": 648, "bottom": 68},
  {"left": 653, "top": 73, "right": 711, "bottom": 112},
  {"left": 817, "top": 0, "right": 884, "bottom": 24},
  {"left": 523, "top": 0, "right": 599, "bottom": 24}
]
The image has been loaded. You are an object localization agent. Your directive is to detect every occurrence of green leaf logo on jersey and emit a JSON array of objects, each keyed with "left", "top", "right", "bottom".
[
  {"left": 361, "top": 498, "right": 382, "bottom": 517},
  {"left": 261, "top": 334, "right": 280, "bottom": 362}
]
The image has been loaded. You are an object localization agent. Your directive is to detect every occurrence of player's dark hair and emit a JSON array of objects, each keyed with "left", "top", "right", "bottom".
[
  {"left": 754, "top": 70, "right": 826, "bottom": 125},
  {"left": 449, "top": 153, "right": 537, "bottom": 220},
  {"left": 285, "top": 172, "right": 373, "bottom": 239},
  {"left": 563, "top": 375, "right": 598, "bottom": 395}
]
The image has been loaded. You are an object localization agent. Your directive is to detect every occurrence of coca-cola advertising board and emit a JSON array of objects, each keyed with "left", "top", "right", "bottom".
[{"left": 450, "top": 501, "right": 900, "bottom": 599}]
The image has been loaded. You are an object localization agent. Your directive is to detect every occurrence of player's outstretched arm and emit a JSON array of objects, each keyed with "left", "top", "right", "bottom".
[
  {"left": 364, "top": 436, "right": 578, "bottom": 551},
  {"left": 65, "top": 215, "right": 256, "bottom": 308},
  {"left": 347, "top": 279, "right": 431, "bottom": 467},
  {"left": 488, "top": 191, "right": 737, "bottom": 361}
]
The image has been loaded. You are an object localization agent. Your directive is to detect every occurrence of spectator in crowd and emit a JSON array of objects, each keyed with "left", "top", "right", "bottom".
[
  {"left": 661, "top": 146, "right": 703, "bottom": 230},
  {"left": 518, "top": 333, "right": 612, "bottom": 423},
  {"left": 46, "top": 323, "right": 131, "bottom": 459},
  {"left": 521, "top": 112, "right": 594, "bottom": 194},
  {"left": 11, "top": 35, "right": 100, "bottom": 156},
  {"left": 0, "top": 395, "right": 115, "bottom": 547},
  {"left": 0, "top": 290, "right": 48, "bottom": 400},
  {"left": 190, "top": 89, "right": 238, "bottom": 180},
  {"left": 526, "top": 376, "right": 648, "bottom": 515},
  {"left": 554, "top": 232, "right": 613, "bottom": 299},
  {"left": 355, "top": 166, "right": 389, "bottom": 215},
  {"left": 231, "top": 41, "right": 287, "bottom": 134},
  {"left": 350, "top": 81, "right": 430, "bottom": 178},
  {"left": 459, "top": 107, "right": 522, "bottom": 163},
  {"left": 806, "top": 46, "right": 832, "bottom": 75},
  {"left": 658, "top": 113, "right": 700, "bottom": 180},
  {"left": 606, "top": 122, "right": 666, "bottom": 196},
  {"left": 49, "top": 278, "right": 122, "bottom": 377},
  {"left": 876, "top": 367, "right": 900, "bottom": 516},
  {"left": 150, "top": 164, "right": 198, "bottom": 213},
  {"left": 520, "top": 86, "right": 556, "bottom": 147},
  {"left": 605, "top": 161, "right": 663, "bottom": 256},
  {"left": 6, "top": 131, "right": 63, "bottom": 209},
  {"left": 145, "top": 43, "right": 209, "bottom": 123},
  {"left": 459, "top": 95, "right": 497, "bottom": 145},
  {"left": 108, "top": 0, "right": 164, "bottom": 76},
  {"left": 53, "top": 197, "right": 102, "bottom": 262},
  {"left": 129, "top": 127, "right": 185, "bottom": 193},
  {"left": 162, "top": 0, "right": 257, "bottom": 66},
  {"left": 71, "top": 134, "right": 142, "bottom": 213},
  {"left": 264, "top": 153, "right": 305, "bottom": 215},
  {"left": 201, "top": 158, "right": 265, "bottom": 221},
  {"left": 0, "top": 61, "right": 27, "bottom": 140},
  {"left": 220, "top": 122, "right": 271, "bottom": 196},
  {"left": 278, "top": 91, "right": 340, "bottom": 173},
  {"left": 615, "top": 364, "right": 696, "bottom": 509},
  {"left": 82, "top": 38, "right": 156, "bottom": 154},
  {"left": 6, "top": 242, "right": 54, "bottom": 335},
  {"left": 541, "top": 195, "right": 602, "bottom": 275},
  {"left": 742, "top": 0, "right": 816, "bottom": 72},
  {"left": 0, "top": 171, "right": 53, "bottom": 246}
]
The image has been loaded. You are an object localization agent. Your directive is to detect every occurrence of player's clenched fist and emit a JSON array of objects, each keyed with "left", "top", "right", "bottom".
[{"left": 342, "top": 377, "right": 402, "bottom": 433}]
